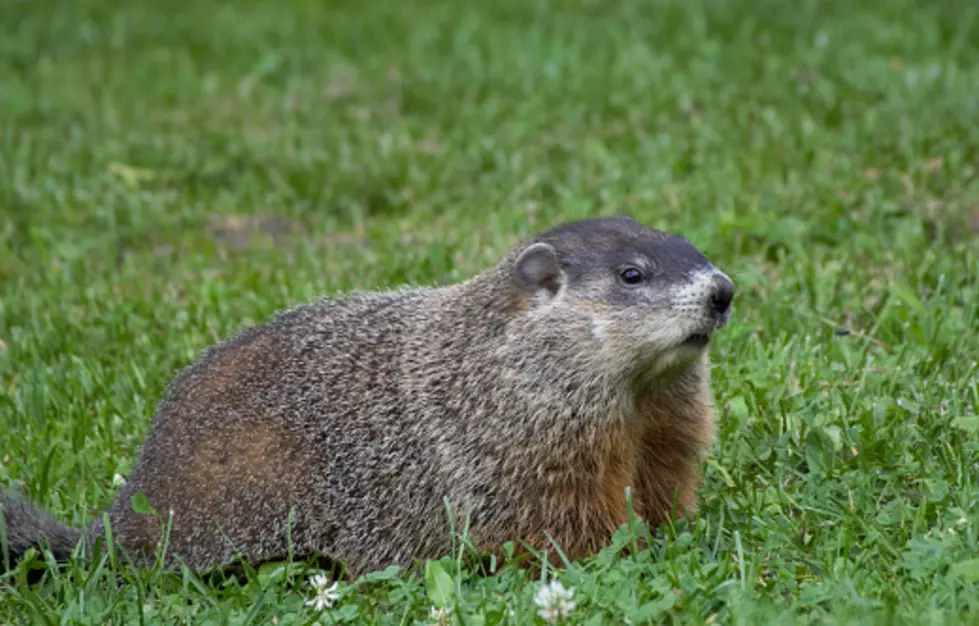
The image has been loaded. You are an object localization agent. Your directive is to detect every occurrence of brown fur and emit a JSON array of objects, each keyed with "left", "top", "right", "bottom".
[{"left": 1, "top": 216, "right": 734, "bottom": 579}]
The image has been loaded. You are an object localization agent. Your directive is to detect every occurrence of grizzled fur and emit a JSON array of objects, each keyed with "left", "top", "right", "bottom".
[{"left": 1, "top": 216, "right": 735, "bottom": 579}]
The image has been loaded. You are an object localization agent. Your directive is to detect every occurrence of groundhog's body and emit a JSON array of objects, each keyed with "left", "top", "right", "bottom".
[{"left": 2, "top": 216, "right": 734, "bottom": 578}]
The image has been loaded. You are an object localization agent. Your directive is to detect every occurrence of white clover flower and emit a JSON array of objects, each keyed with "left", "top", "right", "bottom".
[
  {"left": 429, "top": 605, "right": 453, "bottom": 625},
  {"left": 305, "top": 573, "right": 341, "bottom": 611},
  {"left": 112, "top": 473, "right": 127, "bottom": 487},
  {"left": 534, "top": 579, "right": 577, "bottom": 622}
]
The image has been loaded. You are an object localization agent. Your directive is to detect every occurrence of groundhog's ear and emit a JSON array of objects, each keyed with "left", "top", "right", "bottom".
[{"left": 513, "top": 242, "right": 565, "bottom": 298}]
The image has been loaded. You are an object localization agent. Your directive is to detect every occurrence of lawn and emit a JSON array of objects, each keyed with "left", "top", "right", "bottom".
[{"left": 2, "top": 0, "right": 978, "bottom": 622}]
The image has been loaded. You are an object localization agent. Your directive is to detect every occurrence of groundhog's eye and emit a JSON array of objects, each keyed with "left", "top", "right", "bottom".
[{"left": 620, "top": 267, "right": 644, "bottom": 285}]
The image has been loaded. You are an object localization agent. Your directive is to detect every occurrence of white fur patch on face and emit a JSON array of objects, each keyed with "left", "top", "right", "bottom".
[{"left": 590, "top": 315, "right": 608, "bottom": 341}]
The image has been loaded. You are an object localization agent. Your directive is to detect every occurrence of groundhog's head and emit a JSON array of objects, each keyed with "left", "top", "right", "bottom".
[{"left": 512, "top": 216, "right": 734, "bottom": 379}]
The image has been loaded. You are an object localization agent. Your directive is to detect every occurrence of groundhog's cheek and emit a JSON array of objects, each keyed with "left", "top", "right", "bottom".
[{"left": 629, "top": 313, "right": 687, "bottom": 347}]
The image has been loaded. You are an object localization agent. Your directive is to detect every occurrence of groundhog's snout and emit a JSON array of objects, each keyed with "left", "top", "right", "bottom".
[
  {"left": 708, "top": 271, "right": 735, "bottom": 325},
  {"left": 667, "top": 267, "right": 735, "bottom": 347}
]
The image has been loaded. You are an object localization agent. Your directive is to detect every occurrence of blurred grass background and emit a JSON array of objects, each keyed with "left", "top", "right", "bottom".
[{"left": 1, "top": 0, "right": 978, "bottom": 622}]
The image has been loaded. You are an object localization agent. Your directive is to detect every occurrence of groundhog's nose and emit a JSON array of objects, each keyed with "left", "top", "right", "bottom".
[{"left": 709, "top": 273, "right": 734, "bottom": 319}]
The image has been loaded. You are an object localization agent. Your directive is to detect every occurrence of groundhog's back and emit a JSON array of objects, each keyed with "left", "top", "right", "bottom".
[{"left": 101, "top": 287, "right": 462, "bottom": 574}]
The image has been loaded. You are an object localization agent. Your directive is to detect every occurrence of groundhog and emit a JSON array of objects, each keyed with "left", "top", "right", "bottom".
[{"left": 1, "top": 215, "right": 735, "bottom": 580}]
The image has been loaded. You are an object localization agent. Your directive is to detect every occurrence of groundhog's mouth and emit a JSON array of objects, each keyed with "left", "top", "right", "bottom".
[{"left": 682, "top": 332, "right": 712, "bottom": 347}]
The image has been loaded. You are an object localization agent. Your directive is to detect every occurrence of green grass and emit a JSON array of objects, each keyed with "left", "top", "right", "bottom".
[{"left": 2, "top": 0, "right": 979, "bottom": 622}]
